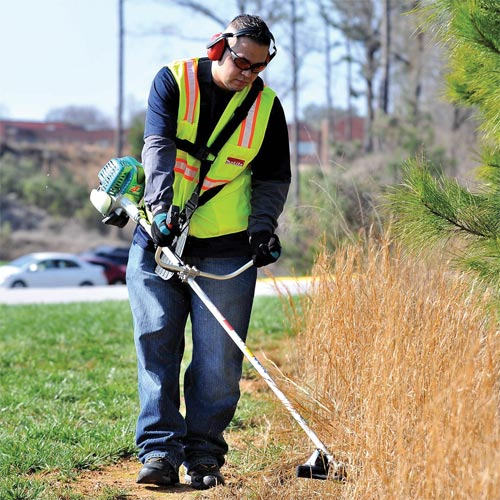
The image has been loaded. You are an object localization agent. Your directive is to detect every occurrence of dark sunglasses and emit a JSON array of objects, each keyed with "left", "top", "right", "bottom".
[{"left": 226, "top": 42, "right": 268, "bottom": 74}]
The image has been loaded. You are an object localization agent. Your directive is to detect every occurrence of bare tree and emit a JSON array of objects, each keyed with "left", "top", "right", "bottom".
[
  {"left": 320, "top": 0, "right": 381, "bottom": 153},
  {"left": 346, "top": 38, "right": 354, "bottom": 142},
  {"left": 167, "top": 0, "right": 286, "bottom": 27},
  {"left": 116, "top": 0, "right": 124, "bottom": 157},
  {"left": 391, "top": 0, "right": 426, "bottom": 126},
  {"left": 318, "top": 2, "right": 341, "bottom": 145},
  {"left": 168, "top": 0, "right": 226, "bottom": 24},
  {"left": 323, "top": 17, "right": 334, "bottom": 141},
  {"left": 289, "top": 0, "right": 301, "bottom": 206},
  {"left": 378, "top": 0, "right": 391, "bottom": 114}
]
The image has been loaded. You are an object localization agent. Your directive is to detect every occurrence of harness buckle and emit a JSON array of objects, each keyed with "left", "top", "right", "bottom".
[
  {"left": 183, "top": 191, "right": 199, "bottom": 219},
  {"left": 194, "top": 145, "right": 213, "bottom": 162}
]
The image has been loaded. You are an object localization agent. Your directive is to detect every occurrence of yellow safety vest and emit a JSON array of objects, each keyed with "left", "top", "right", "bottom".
[{"left": 168, "top": 58, "right": 276, "bottom": 238}]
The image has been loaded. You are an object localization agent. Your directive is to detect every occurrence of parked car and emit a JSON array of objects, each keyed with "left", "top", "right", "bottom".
[
  {"left": 80, "top": 245, "right": 130, "bottom": 266},
  {"left": 0, "top": 252, "right": 108, "bottom": 288},
  {"left": 81, "top": 255, "right": 127, "bottom": 285}
]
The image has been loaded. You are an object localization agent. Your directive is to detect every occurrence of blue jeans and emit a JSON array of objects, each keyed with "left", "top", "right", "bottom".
[{"left": 126, "top": 239, "right": 257, "bottom": 470}]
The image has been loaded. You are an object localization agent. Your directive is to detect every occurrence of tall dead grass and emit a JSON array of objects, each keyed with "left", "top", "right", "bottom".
[{"left": 290, "top": 236, "right": 500, "bottom": 499}]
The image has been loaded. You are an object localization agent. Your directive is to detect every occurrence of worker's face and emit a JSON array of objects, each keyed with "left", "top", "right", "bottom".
[{"left": 212, "top": 36, "right": 270, "bottom": 92}]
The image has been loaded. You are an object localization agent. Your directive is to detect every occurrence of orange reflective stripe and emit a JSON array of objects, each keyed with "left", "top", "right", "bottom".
[
  {"left": 182, "top": 60, "right": 198, "bottom": 123},
  {"left": 174, "top": 157, "right": 198, "bottom": 181},
  {"left": 201, "top": 176, "right": 231, "bottom": 191},
  {"left": 237, "top": 92, "right": 262, "bottom": 148}
]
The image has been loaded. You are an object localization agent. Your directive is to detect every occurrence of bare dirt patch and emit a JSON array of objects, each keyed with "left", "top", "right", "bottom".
[
  {"left": 69, "top": 457, "right": 263, "bottom": 500},
  {"left": 65, "top": 378, "right": 278, "bottom": 499},
  {"left": 72, "top": 458, "right": 199, "bottom": 500}
]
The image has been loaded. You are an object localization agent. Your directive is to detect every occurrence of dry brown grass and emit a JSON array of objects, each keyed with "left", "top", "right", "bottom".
[
  {"left": 281, "top": 235, "right": 500, "bottom": 499},
  {"left": 208, "top": 235, "right": 499, "bottom": 499}
]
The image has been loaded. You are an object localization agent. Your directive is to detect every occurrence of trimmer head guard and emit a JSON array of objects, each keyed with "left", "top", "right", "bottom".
[{"left": 296, "top": 449, "right": 346, "bottom": 482}]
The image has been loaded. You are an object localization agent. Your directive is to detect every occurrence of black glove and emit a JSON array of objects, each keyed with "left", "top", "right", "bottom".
[
  {"left": 250, "top": 231, "right": 281, "bottom": 268},
  {"left": 151, "top": 206, "right": 181, "bottom": 247},
  {"left": 102, "top": 211, "right": 129, "bottom": 228}
]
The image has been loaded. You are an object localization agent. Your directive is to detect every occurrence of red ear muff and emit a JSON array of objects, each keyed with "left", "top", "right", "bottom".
[
  {"left": 206, "top": 33, "right": 227, "bottom": 61},
  {"left": 206, "top": 28, "right": 277, "bottom": 63}
]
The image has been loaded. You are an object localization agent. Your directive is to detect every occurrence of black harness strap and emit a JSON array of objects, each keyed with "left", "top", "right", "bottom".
[
  {"left": 174, "top": 77, "right": 263, "bottom": 164},
  {"left": 206, "top": 77, "right": 263, "bottom": 157},
  {"left": 173, "top": 140, "right": 214, "bottom": 162}
]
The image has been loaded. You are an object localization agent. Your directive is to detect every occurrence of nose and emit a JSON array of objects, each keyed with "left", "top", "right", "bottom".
[{"left": 240, "top": 69, "right": 257, "bottom": 81}]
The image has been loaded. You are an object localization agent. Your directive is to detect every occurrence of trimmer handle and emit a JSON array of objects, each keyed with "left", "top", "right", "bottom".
[
  {"left": 153, "top": 246, "right": 253, "bottom": 280},
  {"left": 118, "top": 198, "right": 253, "bottom": 279}
]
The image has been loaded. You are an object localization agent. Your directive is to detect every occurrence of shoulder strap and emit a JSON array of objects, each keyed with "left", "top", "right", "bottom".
[
  {"left": 207, "top": 77, "right": 263, "bottom": 156},
  {"left": 175, "top": 77, "right": 263, "bottom": 163}
]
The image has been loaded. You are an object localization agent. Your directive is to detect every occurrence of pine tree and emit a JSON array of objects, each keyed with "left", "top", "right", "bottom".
[{"left": 386, "top": 0, "right": 500, "bottom": 291}]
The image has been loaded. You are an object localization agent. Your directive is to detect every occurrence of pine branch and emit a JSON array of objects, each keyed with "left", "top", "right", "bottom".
[
  {"left": 385, "top": 158, "right": 499, "bottom": 255},
  {"left": 385, "top": 0, "right": 500, "bottom": 293}
]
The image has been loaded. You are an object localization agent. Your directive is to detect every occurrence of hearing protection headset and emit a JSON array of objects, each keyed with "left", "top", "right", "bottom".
[{"left": 206, "top": 27, "right": 277, "bottom": 63}]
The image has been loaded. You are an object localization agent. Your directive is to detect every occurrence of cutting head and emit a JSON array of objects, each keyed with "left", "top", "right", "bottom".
[{"left": 296, "top": 449, "right": 347, "bottom": 482}]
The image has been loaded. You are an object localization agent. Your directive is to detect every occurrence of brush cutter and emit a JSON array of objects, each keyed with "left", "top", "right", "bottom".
[{"left": 90, "top": 157, "right": 347, "bottom": 482}]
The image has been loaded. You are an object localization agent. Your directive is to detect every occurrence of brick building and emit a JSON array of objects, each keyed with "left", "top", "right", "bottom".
[
  {"left": 289, "top": 116, "right": 365, "bottom": 163},
  {"left": 1, "top": 116, "right": 364, "bottom": 163},
  {"left": 0, "top": 119, "right": 117, "bottom": 148}
]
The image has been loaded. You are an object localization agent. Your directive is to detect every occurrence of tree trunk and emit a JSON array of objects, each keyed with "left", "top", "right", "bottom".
[
  {"left": 324, "top": 18, "right": 335, "bottom": 147},
  {"left": 346, "top": 39, "right": 353, "bottom": 142},
  {"left": 116, "top": 0, "right": 124, "bottom": 158},
  {"left": 364, "top": 42, "right": 376, "bottom": 153},
  {"left": 378, "top": 0, "right": 391, "bottom": 114},
  {"left": 412, "top": 28, "right": 424, "bottom": 126},
  {"left": 291, "top": 0, "right": 300, "bottom": 206}
]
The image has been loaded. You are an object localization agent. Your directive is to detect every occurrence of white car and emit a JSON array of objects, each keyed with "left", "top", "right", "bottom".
[{"left": 0, "top": 252, "right": 108, "bottom": 288}]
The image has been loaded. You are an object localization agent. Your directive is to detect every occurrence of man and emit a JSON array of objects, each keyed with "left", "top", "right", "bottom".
[{"left": 126, "top": 14, "right": 291, "bottom": 490}]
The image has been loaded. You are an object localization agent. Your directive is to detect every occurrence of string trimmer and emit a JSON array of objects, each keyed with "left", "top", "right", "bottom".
[{"left": 90, "top": 157, "right": 347, "bottom": 482}]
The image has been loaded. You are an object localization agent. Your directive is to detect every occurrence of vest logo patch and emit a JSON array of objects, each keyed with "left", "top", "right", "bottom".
[{"left": 226, "top": 157, "right": 245, "bottom": 167}]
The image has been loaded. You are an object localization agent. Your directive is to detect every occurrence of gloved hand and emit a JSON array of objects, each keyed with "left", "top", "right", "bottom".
[
  {"left": 102, "top": 211, "right": 129, "bottom": 228},
  {"left": 250, "top": 231, "right": 281, "bottom": 268},
  {"left": 151, "top": 207, "right": 181, "bottom": 247}
]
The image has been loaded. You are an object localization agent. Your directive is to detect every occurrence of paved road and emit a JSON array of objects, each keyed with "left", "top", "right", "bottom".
[{"left": 0, "top": 277, "right": 313, "bottom": 305}]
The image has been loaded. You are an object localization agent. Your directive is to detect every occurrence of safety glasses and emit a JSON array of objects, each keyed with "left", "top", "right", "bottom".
[{"left": 226, "top": 43, "right": 268, "bottom": 74}]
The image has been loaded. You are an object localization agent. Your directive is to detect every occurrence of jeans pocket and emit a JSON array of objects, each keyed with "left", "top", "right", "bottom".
[{"left": 133, "top": 225, "right": 155, "bottom": 252}]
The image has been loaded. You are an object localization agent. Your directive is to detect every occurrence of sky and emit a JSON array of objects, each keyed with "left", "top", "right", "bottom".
[{"left": 1, "top": 0, "right": 351, "bottom": 126}]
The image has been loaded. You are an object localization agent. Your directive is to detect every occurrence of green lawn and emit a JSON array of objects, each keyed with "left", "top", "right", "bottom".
[{"left": 0, "top": 296, "right": 294, "bottom": 499}]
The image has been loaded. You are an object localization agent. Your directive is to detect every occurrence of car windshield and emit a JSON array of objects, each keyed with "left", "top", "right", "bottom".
[{"left": 9, "top": 255, "right": 36, "bottom": 268}]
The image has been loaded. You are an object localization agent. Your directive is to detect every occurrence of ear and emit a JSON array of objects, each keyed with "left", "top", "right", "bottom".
[{"left": 206, "top": 33, "right": 226, "bottom": 61}]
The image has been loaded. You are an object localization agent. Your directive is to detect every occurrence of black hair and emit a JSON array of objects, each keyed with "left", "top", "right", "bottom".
[{"left": 229, "top": 14, "right": 274, "bottom": 46}]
